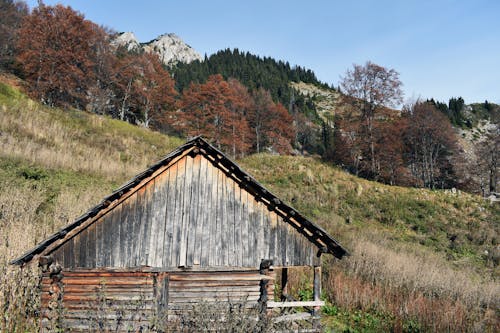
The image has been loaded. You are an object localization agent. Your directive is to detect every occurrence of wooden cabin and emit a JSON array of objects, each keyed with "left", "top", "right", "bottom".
[{"left": 12, "top": 136, "right": 348, "bottom": 332}]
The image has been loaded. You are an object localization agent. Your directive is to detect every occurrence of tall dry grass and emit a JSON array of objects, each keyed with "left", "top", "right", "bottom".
[
  {"left": 323, "top": 235, "right": 499, "bottom": 332},
  {"left": 0, "top": 98, "right": 183, "bottom": 182}
]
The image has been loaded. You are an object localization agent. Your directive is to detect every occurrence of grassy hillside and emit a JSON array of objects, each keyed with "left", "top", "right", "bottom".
[{"left": 0, "top": 80, "right": 498, "bottom": 332}]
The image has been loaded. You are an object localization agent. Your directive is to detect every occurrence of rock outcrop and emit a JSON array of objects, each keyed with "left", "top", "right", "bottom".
[
  {"left": 112, "top": 32, "right": 202, "bottom": 65},
  {"left": 110, "top": 32, "right": 140, "bottom": 52}
]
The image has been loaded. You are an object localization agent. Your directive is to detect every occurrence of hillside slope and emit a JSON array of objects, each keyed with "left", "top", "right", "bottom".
[{"left": 0, "top": 81, "right": 498, "bottom": 332}]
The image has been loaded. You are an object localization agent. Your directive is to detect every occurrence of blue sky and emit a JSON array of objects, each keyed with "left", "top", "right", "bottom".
[{"left": 27, "top": 0, "right": 500, "bottom": 104}]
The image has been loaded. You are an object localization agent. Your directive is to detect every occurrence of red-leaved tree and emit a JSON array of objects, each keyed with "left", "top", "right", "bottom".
[
  {"left": 16, "top": 3, "right": 107, "bottom": 108},
  {"left": 131, "top": 52, "right": 177, "bottom": 129},
  {"left": 403, "top": 102, "right": 458, "bottom": 189},
  {"left": 248, "top": 88, "right": 294, "bottom": 154}
]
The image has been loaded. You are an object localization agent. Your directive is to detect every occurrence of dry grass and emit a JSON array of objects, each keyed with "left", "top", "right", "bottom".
[
  {"left": 338, "top": 236, "right": 499, "bottom": 309},
  {"left": 0, "top": 87, "right": 183, "bottom": 181},
  {"left": 322, "top": 235, "right": 499, "bottom": 332}
]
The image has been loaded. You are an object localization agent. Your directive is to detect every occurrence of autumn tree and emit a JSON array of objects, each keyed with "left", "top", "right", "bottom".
[
  {"left": 131, "top": 52, "right": 177, "bottom": 129},
  {"left": 266, "top": 102, "right": 295, "bottom": 154},
  {"left": 225, "top": 78, "right": 253, "bottom": 157},
  {"left": 85, "top": 26, "right": 118, "bottom": 115},
  {"left": 249, "top": 88, "right": 274, "bottom": 153},
  {"left": 178, "top": 75, "right": 254, "bottom": 155},
  {"left": 403, "top": 102, "right": 458, "bottom": 189},
  {"left": 16, "top": 3, "right": 106, "bottom": 107},
  {"left": 376, "top": 119, "right": 408, "bottom": 185},
  {"left": 340, "top": 61, "right": 403, "bottom": 177},
  {"left": 333, "top": 117, "right": 364, "bottom": 175},
  {"left": 248, "top": 88, "right": 294, "bottom": 154},
  {"left": 111, "top": 49, "right": 141, "bottom": 121},
  {"left": 0, "top": 0, "right": 28, "bottom": 72},
  {"left": 179, "top": 74, "right": 231, "bottom": 144}
]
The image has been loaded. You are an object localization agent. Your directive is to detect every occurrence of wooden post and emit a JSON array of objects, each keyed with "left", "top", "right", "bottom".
[
  {"left": 313, "top": 265, "right": 322, "bottom": 330},
  {"left": 281, "top": 267, "right": 288, "bottom": 300},
  {"left": 259, "top": 259, "right": 273, "bottom": 314}
]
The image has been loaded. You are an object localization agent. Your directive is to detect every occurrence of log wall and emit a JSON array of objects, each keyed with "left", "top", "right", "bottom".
[{"left": 40, "top": 269, "right": 268, "bottom": 332}]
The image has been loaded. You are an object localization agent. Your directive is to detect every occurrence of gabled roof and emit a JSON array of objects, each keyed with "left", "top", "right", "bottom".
[{"left": 11, "top": 137, "right": 348, "bottom": 265}]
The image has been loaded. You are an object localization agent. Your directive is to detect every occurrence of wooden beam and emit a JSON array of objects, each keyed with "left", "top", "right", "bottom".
[
  {"left": 267, "top": 301, "right": 325, "bottom": 308},
  {"left": 273, "top": 312, "right": 312, "bottom": 323}
]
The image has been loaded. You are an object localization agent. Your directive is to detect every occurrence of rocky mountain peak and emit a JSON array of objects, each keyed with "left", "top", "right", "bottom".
[
  {"left": 142, "top": 33, "right": 202, "bottom": 65},
  {"left": 111, "top": 32, "right": 202, "bottom": 66},
  {"left": 110, "top": 32, "right": 140, "bottom": 52}
]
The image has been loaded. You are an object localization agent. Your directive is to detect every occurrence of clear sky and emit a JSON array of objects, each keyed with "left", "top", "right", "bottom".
[{"left": 26, "top": 0, "right": 500, "bottom": 104}]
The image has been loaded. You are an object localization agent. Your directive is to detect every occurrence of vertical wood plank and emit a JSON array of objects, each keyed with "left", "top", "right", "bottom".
[
  {"left": 111, "top": 204, "right": 122, "bottom": 267},
  {"left": 179, "top": 156, "right": 192, "bottom": 267},
  {"left": 147, "top": 177, "right": 161, "bottom": 266},
  {"left": 125, "top": 193, "right": 137, "bottom": 267},
  {"left": 239, "top": 187, "right": 247, "bottom": 267},
  {"left": 221, "top": 169, "right": 229, "bottom": 266},
  {"left": 187, "top": 155, "right": 201, "bottom": 267},
  {"left": 163, "top": 165, "right": 178, "bottom": 267},
  {"left": 133, "top": 188, "right": 145, "bottom": 267},
  {"left": 63, "top": 239, "right": 72, "bottom": 268},
  {"left": 286, "top": 224, "right": 294, "bottom": 266},
  {"left": 248, "top": 202, "right": 259, "bottom": 268},
  {"left": 293, "top": 230, "right": 301, "bottom": 266},
  {"left": 268, "top": 212, "right": 276, "bottom": 264},
  {"left": 160, "top": 167, "right": 171, "bottom": 268},
  {"left": 246, "top": 190, "right": 255, "bottom": 267},
  {"left": 225, "top": 173, "right": 235, "bottom": 266},
  {"left": 102, "top": 214, "right": 112, "bottom": 267},
  {"left": 176, "top": 157, "right": 186, "bottom": 267},
  {"left": 156, "top": 174, "right": 169, "bottom": 268},
  {"left": 94, "top": 216, "right": 103, "bottom": 267},
  {"left": 86, "top": 222, "right": 96, "bottom": 268},
  {"left": 258, "top": 201, "right": 267, "bottom": 266},
  {"left": 277, "top": 214, "right": 284, "bottom": 266},
  {"left": 233, "top": 182, "right": 242, "bottom": 266},
  {"left": 215, "top": 168, "right": 223, "bottom": 266},
  {"left": 77, "top": 228, "right": 87, "bottom": 267},
  {"left": 119, "top": 200, "right": 128, "bottom": 267},
  {"left": 148, "top": 174, "right": 165, "bottom": 267},
  {"left": 66, "top": 238, "right": 74, "bottom": 268},
  {"left": 193, "top": 155, "right": 206, "bottom": 266},
  {"left": 171, "top": 161, "right": 183, "bottom": 267},
  {"left": 141, "top": 181, "right": 154, "bottom": 266},
  {"left": 52, "top": 246, "right": 63, "bottom": 265},
  {"left": 201, "top": 158, "right": 217, "bottom": 266}
]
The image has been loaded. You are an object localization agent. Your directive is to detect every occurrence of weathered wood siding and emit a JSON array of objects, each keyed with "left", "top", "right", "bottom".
[
  {"left": 51, "top": 153, "right": 316, "bottom": 268},
  {"left": 41, "top": 269, "right": 266, "bottom": 332},
  {"left": 167, "top": 271, "right": 263, "bottom": 310},
  {"left": 41, "top": 270, "right": 155, "bottom": 331}
]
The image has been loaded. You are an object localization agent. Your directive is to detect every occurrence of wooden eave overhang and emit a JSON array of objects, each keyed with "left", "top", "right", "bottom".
[{"left": 11, "top": 136, "right": 348, "bottom": 266}]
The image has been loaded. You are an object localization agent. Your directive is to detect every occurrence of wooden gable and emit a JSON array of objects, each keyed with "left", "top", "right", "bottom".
[{"left": 12, "top": 137, "right": 347, "bottom": 268}]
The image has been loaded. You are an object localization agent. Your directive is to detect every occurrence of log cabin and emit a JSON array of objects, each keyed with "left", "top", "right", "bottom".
[{"left": 11, "top": 136, "right": 348, "bottom": 332}]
